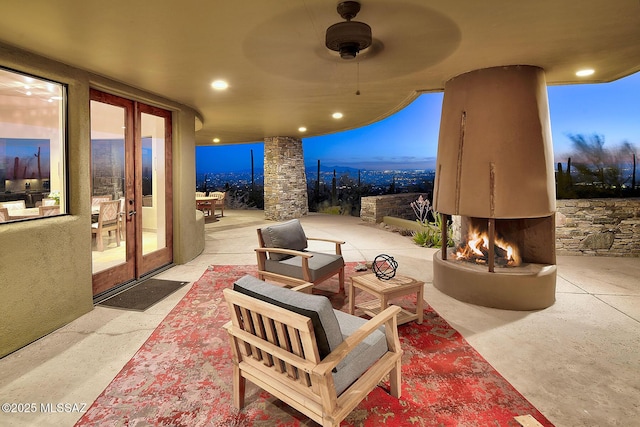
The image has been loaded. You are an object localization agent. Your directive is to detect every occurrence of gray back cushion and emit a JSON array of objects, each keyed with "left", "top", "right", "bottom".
[
  {"left": 233, "top": 275, "right": 343, "bottom": 359},
  {"left": 260, "top": 219, "right": 308, "bottom": 261}
]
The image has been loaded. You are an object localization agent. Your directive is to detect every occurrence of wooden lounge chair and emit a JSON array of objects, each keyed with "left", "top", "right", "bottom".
[
  {"left": 256, "top": 219, "right": 345, "bottom": 291},
  {"left": 223, "top": 275, "right": 402, "bottom": 427}
]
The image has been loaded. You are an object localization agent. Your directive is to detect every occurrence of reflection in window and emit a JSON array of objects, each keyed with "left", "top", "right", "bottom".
[{"left": 0, "top": 67, "right": 66, "bottom": 223}]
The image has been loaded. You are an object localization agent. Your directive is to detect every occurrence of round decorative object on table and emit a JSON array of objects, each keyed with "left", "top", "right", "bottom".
[{"left": 372, "top": 254, "right": 398, "bottom": 280}]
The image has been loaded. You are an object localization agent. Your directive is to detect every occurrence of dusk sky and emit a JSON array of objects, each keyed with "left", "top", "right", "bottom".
[{"left": 196, "top": 71, "right": 639, "bottom": 173}]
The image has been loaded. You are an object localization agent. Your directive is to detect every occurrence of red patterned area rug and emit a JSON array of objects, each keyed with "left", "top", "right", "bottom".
[{"left": 75, "top": 263, "right": 553, "bottom": 427}]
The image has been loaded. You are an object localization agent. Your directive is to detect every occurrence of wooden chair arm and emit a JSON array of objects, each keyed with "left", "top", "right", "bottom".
[
  {"left": 306, "top": 237, "right": 345, "bottom": 255},
  {"left": 307, "top": 237, "right": 345, "bottom": 245},
  {"left": 255, "top": 271, "right": 310, "bottom": 288},
  {"left": 291, "top": 282, "right": 314, "bottom": 293},
  {"left": 313, "top": 305, "right": 402, "bottom": 376},
  {"left": 255, "top": 247, "right": 314, "bottom": 258}
]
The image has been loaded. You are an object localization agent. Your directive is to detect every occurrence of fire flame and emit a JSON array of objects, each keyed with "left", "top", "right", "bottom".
[{"left": 455, "top": 229, "right": 522, "bottom": 267}]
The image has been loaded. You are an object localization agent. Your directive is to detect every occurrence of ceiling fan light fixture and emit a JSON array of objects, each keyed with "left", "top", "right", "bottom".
[{"left": 325, "top": 1, "right": 372, "bottom": 60}]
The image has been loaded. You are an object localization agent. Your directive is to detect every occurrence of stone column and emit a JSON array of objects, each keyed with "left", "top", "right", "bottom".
[{"left": 263, "top": 136, "right": 309, "bottom": 220}]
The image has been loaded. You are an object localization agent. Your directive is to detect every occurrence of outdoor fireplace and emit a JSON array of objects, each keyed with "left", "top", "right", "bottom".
[{"left": 432, "top": 65, "right": 557, "bottom": 310}]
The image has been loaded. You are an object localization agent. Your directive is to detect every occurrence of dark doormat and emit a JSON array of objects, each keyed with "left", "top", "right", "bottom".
[{"left": 99, "top": 279, "right": 189, "bottom": 311}]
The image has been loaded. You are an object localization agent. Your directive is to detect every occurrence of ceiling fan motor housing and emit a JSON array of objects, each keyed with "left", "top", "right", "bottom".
[{"left": 325, "top": 1, "right": 372, "bottom": 59}]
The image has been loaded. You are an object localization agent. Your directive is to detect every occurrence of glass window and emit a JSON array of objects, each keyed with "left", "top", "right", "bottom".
[{"left": 0, "top": 67, "right": 66, "bottom": 223}]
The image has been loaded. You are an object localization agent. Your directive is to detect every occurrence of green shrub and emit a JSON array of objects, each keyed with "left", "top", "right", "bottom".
[{"left": 410, "top": 198, "right": 454, "bottom": 248}]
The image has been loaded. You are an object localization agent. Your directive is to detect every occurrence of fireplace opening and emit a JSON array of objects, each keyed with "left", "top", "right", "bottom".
[
  {"left": 446, "top": 216, "right": 556, "bottom": 268},
  {"left": 433, "top": 214, "right": 557, "bottom": 310},
  {"left": 454, "top": 222, "right": 522, "bottom": 268}
]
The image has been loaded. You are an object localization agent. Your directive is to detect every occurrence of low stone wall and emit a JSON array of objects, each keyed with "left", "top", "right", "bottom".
[
  {"left": 556, "top": 198, "right": 640, "bottom": 257},
  {"left": 360, "top": 193, "right": 423, "bottom": 223},
  {"left": 362, "top": 195, "right": 640, "bottom": 257}
]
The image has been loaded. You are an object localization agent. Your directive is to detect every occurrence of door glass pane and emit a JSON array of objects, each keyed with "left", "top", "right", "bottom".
[
  {"left": 141, "top": 112, "right": 166, "bottom": 255},
  {"left": 90, "top": 100, "right": 126, "bottom": 273}
]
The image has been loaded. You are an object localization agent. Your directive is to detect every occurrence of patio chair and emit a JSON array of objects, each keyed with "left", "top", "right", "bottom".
[
  {"left": 117, "top": 197, "right": 126, "bottom": 240},
  {"left": 39, "top": 205, "right": 60, "bottom": 216},
  {"left": 223, "top": 275, "right": 402, "bottom": 427},
  {"left": 91, "top": 200, "right": 121, "bottom": 251},
  {"left": 256, "top": 219, "right": 345, "bottom": 291},
  {"left": 91, "top": 195, "right": 111, "bottom": 207},
  {"left": 0, "top": 200, "right": 26, "bottom": 211},
  {"left": 210, "top": 191, "right": 226, "bottom": 217}
]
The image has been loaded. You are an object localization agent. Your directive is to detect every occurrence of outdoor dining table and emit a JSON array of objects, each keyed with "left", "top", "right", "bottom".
[{"left": 196, "top": 196, "right": 216, "bottom": 216}]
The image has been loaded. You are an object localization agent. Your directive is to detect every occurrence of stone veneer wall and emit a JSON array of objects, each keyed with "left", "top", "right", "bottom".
[
  {"left": 556, "top": 198, "right": 640, "bottom": 256},
  {"left": 263, "top": 136, "right": 309, "bottom": 221},
  {"left": 360, "top": 193, "right": 423, "bottom": 223},
  {"left": 362, "top": 195, "right": 640, "bottom": 257}
]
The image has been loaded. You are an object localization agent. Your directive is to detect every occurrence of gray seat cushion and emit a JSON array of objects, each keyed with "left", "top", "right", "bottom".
[
  {"left": 260, "top": 219, "right": 308, "bottom": 261},
  {"left": 233, "top": 275, "right": 342, "bottom": 359},
  {"left": 264, "top": 251, "right": 344, "bottom": 282},
  {"left": 332, "top": 310, "right": 388, "bottom": 396}
]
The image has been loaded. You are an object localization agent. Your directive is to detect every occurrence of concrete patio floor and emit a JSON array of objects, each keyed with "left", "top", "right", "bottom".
[{"left": 0, "top": 209, "right": 638, "bottom": 426}]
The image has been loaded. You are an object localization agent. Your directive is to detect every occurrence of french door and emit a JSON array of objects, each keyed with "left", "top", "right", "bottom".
[{"left": 90, "top": 89, "right": 173, "bottom": 297}]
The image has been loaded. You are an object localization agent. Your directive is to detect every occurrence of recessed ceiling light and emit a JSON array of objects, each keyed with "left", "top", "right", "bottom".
[
  {"left": 212, "top": 138, "right": 220, "bottom": 143},
  {"left": 211, "top": 80, "right": 229, "bottom": 90},
  {"left": 576, "top": 69, "right": 595, "bottom": 77},
  {"left": 332, "top": 112, "right": 343, "bottom": 119},
  {"left": 298, "top": 126, "right": 307, "bottom": 132}
]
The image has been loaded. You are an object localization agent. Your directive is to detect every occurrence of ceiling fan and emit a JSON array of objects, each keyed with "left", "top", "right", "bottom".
[{"left": 325, "top": 1, "right": 372, "bottom": 60}]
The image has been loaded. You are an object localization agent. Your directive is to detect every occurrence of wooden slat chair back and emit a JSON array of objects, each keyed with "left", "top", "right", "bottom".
[{"left": 223, "top": 282, "right": 402, "bottom": 427}]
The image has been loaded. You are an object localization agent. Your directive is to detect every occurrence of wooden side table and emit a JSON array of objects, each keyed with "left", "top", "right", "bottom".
[{"left": 349, "top": 273, "right": 424, "bottom": 325}]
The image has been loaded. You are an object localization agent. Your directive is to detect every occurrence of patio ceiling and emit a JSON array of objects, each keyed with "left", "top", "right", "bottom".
[{"left": 0, "top": 0, "right": 638, "bottom": 145}]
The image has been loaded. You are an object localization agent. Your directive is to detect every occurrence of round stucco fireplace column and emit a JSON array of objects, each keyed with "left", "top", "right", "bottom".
[
  {"left": 264, "top": 136, "right": 309, "bottom": 221},
  {"left": 432, "top": 65, "right": 557, "bottom": 310}
]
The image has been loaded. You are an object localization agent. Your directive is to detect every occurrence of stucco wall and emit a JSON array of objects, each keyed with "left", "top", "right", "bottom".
[
  {"left": 0, "top": 45, "right": 94, "bottom": 357},
  {"left": 0, "top": 43, "right": 201, "bottom": 357},
  {"left": 556, "top": 198, "right": 640, "bottom": 256}
]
